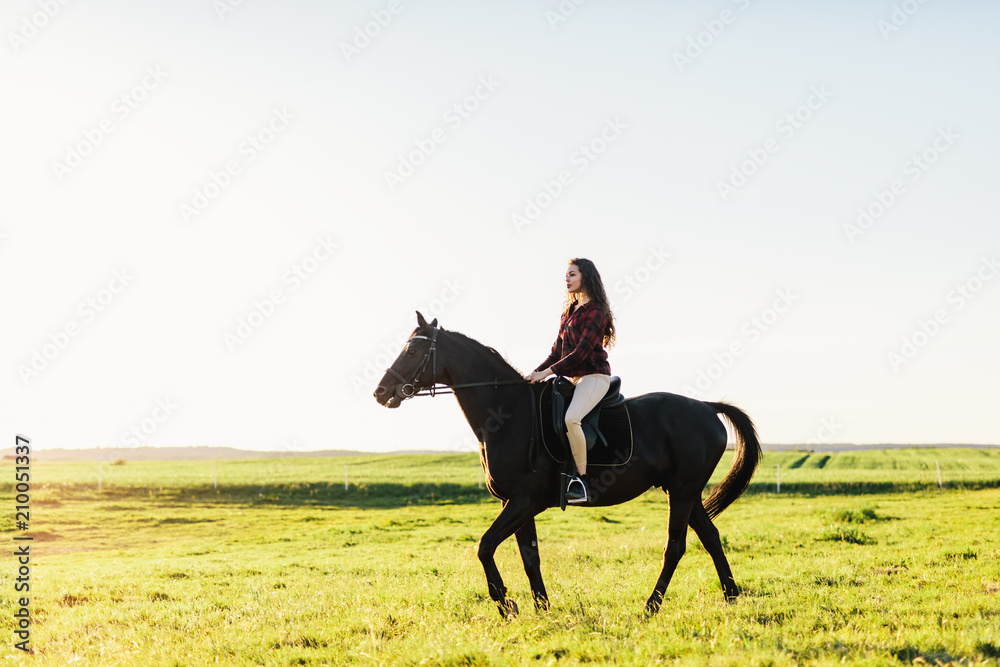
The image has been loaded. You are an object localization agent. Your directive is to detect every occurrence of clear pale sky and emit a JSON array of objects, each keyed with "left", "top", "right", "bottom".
[{"left": 4, "top": 0, "right": 998, "bottom": 453}]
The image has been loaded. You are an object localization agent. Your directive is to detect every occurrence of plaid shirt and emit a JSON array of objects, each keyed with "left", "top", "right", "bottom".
[{"left": 534, "top": 301, "right": 611, "bottom": 377}]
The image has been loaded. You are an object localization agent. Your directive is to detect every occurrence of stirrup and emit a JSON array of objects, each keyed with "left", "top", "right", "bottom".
[{"left": 565, "top": 475, "right": 588, "bottom": 504}]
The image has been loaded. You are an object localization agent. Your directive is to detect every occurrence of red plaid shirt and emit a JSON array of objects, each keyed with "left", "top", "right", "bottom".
[{"left": 534, "top": 301, "right": 611, "bottom": 377}]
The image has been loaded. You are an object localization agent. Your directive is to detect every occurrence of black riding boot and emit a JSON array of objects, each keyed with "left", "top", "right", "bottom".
[{"left": 566, "top": 473, "right": 589, "bottom": 504}]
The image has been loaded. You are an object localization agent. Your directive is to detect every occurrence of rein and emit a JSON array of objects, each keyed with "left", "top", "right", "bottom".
[{"left": 408, "top": 379, "right": 528, "bottom": 397}]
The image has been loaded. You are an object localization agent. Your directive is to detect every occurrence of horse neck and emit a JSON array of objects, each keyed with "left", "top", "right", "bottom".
[{"left": 441, "top": 334, "right": 526, "bottom": 448}]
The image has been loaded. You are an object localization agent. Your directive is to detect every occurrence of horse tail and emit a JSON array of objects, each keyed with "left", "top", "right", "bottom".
[{"left": 702, "top": 402, "right": 762, "bottom": 520}]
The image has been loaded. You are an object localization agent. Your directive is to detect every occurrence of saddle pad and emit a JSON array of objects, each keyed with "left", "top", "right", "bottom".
[{"left": 536, "top": 381, "right": 634, "bottom": 467}]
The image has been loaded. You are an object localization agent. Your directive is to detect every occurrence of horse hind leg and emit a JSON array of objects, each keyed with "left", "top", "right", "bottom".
[
  {"left": 645, "top": 490, "right": 696, "bottom": 614},
  {"left": 688, "top": 501, "right": 740, "bottom": 601}
]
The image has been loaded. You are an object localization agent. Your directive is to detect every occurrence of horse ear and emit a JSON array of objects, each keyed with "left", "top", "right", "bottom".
[{"left": 415, "top": 311, "right": 438, "bottom": 330}]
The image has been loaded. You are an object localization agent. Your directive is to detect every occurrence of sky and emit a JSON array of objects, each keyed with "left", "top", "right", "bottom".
[{"left": 3, "top": 0, "right": 999, "bottom": 454}]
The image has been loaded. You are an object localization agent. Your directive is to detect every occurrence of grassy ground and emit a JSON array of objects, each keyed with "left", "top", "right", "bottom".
[{"left": 3, "top": 450, "right": 1000, "bottom": 665}]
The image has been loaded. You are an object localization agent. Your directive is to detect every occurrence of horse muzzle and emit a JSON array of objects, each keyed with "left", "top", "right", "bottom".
[{"left": 374, "top": 381, "right": 414, "bottom": 408}]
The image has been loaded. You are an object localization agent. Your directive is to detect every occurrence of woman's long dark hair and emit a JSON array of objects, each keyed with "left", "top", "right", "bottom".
[{"left": 563, "top": 257, "right": 616, "bottom": 348}]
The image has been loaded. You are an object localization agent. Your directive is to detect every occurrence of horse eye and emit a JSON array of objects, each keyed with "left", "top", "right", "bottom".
[{"left": 405, "top": 348, "right": 417, "bottom": 355}]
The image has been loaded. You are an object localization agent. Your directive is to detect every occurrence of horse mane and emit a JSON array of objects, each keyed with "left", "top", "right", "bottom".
[{"left": 441, "top": 328, "right": 524, "bottom": 377}]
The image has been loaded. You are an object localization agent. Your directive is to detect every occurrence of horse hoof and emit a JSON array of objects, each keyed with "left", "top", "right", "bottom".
[
  {"left": 497, "top": 599, "right": 519, "bottom": 618},
  {"left": 644, "top": 597, "right": 661, "bottom": 615}
]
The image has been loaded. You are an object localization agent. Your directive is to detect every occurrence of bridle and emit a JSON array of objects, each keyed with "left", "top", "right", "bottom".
[
  {"left": 384, "top": 327, "right": 443, "bottom": 398},
  {"left": 385, "top": 327, "right": 529, "bottom": 400},
  {"left": 383, "top": 326, "right": 540, "bottom": 470}
]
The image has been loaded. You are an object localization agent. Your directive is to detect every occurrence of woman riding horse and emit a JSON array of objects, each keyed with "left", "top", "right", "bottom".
[{"left": 524, "top": 258, "right": 616, "bottom": 505}]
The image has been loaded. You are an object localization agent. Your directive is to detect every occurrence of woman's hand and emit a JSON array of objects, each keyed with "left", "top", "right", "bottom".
[{"left": 524, "top": 369, "right": 552, "bottom": 384}]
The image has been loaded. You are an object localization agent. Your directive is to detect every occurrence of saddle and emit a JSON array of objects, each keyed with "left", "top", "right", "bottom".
[{"left": 536, "top": 376, "right": 633, "bottom": 468}]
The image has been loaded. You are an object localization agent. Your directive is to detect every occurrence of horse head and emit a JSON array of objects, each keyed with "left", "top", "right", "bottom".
[{"left": 374, "top": 311, "right": 439, "bottom": 408}]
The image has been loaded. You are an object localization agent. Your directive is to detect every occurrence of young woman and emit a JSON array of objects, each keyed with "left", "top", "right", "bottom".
[{"left": 524, "top": 258, "right": 616, "bottom": 504}]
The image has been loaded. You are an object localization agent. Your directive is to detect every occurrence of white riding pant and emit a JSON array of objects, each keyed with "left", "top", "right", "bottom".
[{"left": 564, "top": 373, "right": 611, "bottom": 472}]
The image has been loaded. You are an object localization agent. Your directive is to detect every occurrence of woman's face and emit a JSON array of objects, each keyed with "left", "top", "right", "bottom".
[{"left": 565, "top": 264, "right": 583, "bottom": 295}]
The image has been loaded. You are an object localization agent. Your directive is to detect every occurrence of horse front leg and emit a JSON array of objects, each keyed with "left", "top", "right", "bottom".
[
  {"left": 477, "top": 498, "right": 533, "bottom": 618},
  {"left": 514, "top": 515, "right": 549, "bottom": 610}
]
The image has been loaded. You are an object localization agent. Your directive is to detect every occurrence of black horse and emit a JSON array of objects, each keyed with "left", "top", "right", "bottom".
[{"left": 374, "top": 312, "right": 761, "bottom": 617}]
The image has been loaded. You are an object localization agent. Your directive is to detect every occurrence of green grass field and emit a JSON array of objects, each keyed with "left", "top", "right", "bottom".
[{"left": 4, "top": 449, "right": 1000, "bottom": 665}]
